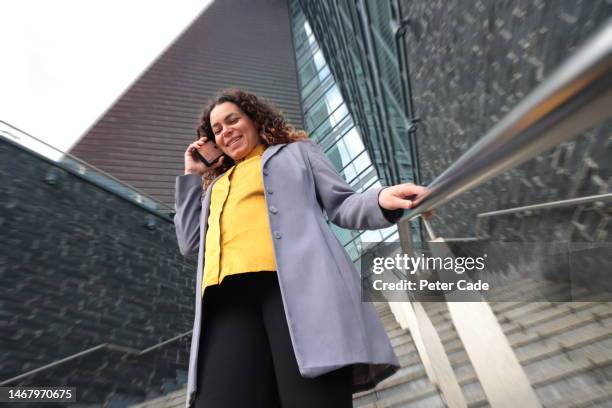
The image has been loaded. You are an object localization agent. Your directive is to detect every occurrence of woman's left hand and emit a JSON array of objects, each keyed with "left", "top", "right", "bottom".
[{"left": 378, "top": 183, "right": 434, "bottom": 220}]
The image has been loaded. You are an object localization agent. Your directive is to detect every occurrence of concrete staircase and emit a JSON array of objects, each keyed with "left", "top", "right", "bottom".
[
  {"left": 130, "top": 297, "right": 612, "bottom": 408},
  {"left": 355, "top": 297, "right": 612, "bottom": 408}
]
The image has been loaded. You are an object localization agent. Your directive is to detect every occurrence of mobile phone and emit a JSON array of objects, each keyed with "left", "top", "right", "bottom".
[{"left": 193, "top": 140, "right": 224, "bottom": 167}]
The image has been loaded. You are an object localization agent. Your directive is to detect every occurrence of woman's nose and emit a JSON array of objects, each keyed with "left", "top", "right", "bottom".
[{"left": 220, "top": 128, "right": 232, "bottom": 143}]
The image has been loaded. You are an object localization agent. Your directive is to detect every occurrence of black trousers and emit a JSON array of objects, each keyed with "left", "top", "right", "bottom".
[{"left": 194, "top": 272, "right": 353, "bottom": 408}]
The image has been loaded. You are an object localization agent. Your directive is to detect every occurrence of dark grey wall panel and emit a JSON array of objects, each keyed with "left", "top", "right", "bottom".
[{"left": 1, "top": 138, "right": 197, "bottom": 405}]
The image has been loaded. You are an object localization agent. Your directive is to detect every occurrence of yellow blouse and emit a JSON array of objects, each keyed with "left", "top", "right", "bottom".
[{"left": 202, "top": 143, "right": 276, "bottom": 296}]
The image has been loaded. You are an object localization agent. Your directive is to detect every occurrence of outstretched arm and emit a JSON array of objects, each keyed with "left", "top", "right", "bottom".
[{"left": 305, "top": 140, "right": 406, "bottom": 230}]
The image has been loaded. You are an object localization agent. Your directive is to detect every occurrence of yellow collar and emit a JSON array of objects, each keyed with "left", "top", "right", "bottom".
[{"left": 237, "top": 143, "right": 266, "bottom": 163}]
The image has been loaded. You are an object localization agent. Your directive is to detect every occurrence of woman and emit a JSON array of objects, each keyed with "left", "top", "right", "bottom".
[{"left": 174, "top": 89, "right": 430, "bottom": 408}]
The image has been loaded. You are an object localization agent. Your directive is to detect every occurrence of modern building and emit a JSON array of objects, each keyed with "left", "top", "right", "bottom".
[
  {"left": 3, "top": 0, "right": 610, "bottom": 407},
  {"left": 69, "top": 0, "right": 304, "bottom": 207}
]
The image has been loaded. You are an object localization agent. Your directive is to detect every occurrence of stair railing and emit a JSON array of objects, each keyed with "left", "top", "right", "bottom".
[
  {"left": 398, "top": 19, "right": 612, "bottom": 223},
  {"left": 0, "top": 331, "right": 193, "bottom": 386},
  {"left": 391, "top": 17, "right": 612, "bottom": 408},
  {"left": 474, "top": 193, "right": 612, "bottom": 237}
]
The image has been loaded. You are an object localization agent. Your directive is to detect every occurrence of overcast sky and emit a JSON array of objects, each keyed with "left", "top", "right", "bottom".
[{"left": 0, "top": 0, "right": 212, "bottom": 158}]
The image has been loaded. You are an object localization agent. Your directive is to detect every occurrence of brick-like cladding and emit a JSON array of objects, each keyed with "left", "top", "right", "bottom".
[
  {"left": 1, "top": 139, "right": 198, "bottom": 406},
  {"left": 69, "top": 0, "right": 304, "bottom": 207},
  {"left": 399, "top": 0, "right": 611, "bottom": 239}
]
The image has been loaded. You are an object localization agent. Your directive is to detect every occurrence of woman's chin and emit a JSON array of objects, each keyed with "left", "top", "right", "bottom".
[
  {"left": 229, "top": 147, "right": 250, "bottom": 161},
  {"left": 228, "top": 152, "right": 244, "bottom": 161}
]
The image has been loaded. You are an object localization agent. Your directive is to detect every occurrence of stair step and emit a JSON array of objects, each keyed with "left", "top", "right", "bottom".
[
  {"left": 423, "top": 304, "right": 612, "bottom": 357},
  {"left": 547, "top": 382, "right": 612, "bottom": 408},
  {"left": 434, "top": 301, "right": 601, "bottom": 339},
  {"left": 130, "top": 388, "right": 186, "bottom": 408}
]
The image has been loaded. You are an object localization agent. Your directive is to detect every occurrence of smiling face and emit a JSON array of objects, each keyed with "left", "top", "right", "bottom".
[{"left": 209, "top": 102, "right": 261, "bottom": 161}]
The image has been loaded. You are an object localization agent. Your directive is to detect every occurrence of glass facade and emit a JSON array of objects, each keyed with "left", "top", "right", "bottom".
[
  {"left": 288, "top": 0, "right": 401, "bottom": 261},
  {"left": 295, "top": 0, "right": 419, "bottom": 187}
]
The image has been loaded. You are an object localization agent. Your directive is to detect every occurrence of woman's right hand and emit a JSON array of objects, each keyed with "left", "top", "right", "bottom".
[{"left": 184, "top": 137, "right": 225, "bottom": 176}]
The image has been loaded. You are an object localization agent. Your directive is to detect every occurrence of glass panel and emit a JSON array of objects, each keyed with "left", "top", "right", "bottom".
[
  {"left": 302, "top": 73, "right": 334, "bottom": 109},
  {"left": 298, "top": 58, "right": 319, "bottom": 87},
  {"left": 296, "top": 42, "right": 319, "bottom": 68},
  {"left": 304, "top": 86, "right": 343, "bottom": 127},
  {"left": 301, "top": 65, "right": 331, "bottom": 100},
  {"left": 318, "top": 114, "right": 352, "bottom": 150},
  {"left": 294, "top": 31, "right": 315, "bottom": 56},
  {"left": 297, "top": 49, "right": 326, "bottom": 84}
]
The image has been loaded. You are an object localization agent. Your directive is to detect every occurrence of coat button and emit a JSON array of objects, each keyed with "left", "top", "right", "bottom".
[
  {"left": 269, "top": 206, "right": 278, "bottom": 214},
  {"left": 273, "top": 231, "right": 282, "bottom": 239},
  {"left": 263, "top": 168, "right": 269, "bottom": 176}
]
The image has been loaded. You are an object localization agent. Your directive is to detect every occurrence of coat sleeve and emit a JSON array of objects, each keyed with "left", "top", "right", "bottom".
[
  {"left": 303, "top": 140, "right": 404, "bottom": 230},
  {"left": 173, "top": 173, "right": 203, "bottom": 256}
]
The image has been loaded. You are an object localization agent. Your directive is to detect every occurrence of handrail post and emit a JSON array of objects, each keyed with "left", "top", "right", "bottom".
[{"left": 394, "top": 217, "right": 467, "bottom": 408}]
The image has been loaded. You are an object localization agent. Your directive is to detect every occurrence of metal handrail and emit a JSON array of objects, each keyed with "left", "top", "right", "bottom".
[
  {"left": 399, "top": 19, "right": 612, "bottom": 223},
  {"left": 0, "top": 331, "right": 193, "bottom": 386},
  {"left": 474, "top": 192, "right": 612, "bottom": 236}
]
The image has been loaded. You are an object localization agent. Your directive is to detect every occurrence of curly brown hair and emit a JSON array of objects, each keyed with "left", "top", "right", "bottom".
[{"left": 195, "top": 88, "right": 308, "bottom": 189}]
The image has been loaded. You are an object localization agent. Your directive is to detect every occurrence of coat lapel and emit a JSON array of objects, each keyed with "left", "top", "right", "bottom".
[{"left": 262, "top": 143, "right": 287, "bottom": 168}]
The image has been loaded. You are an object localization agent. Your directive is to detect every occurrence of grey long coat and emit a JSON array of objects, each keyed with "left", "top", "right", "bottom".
[{"left": 174, "top": 139, "right": 401, "bottom": 407}]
